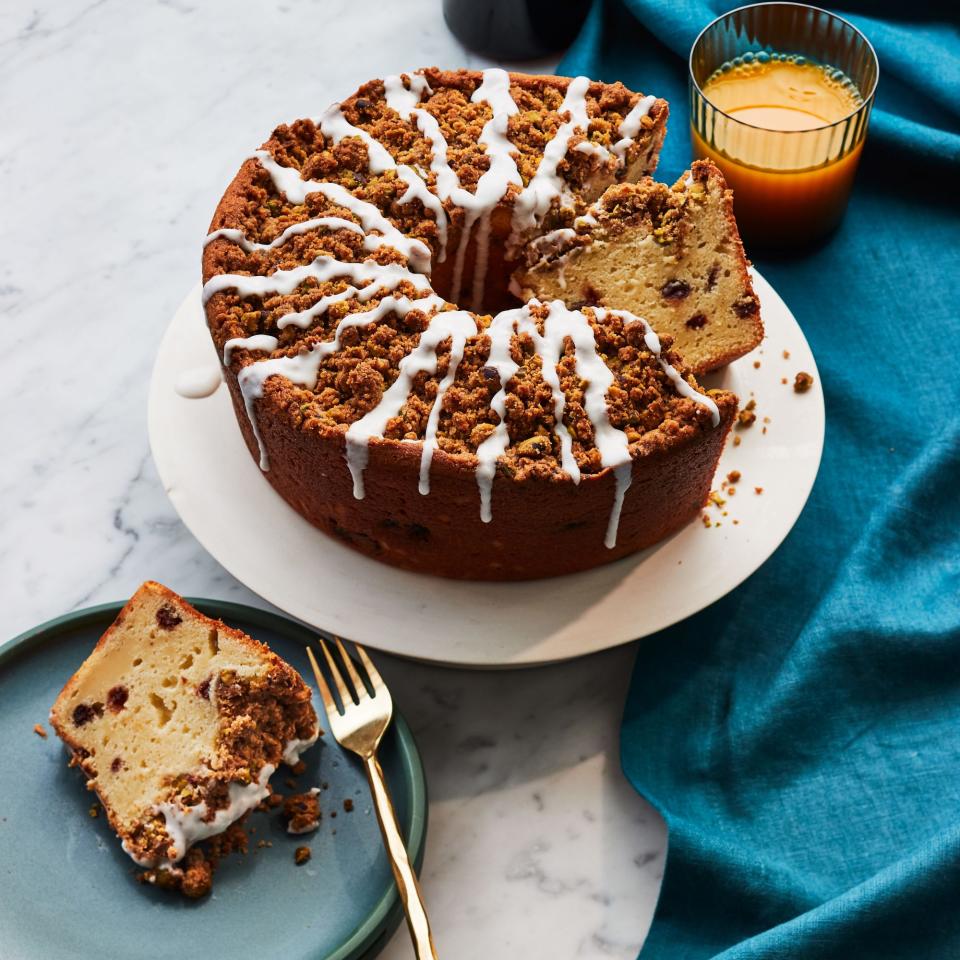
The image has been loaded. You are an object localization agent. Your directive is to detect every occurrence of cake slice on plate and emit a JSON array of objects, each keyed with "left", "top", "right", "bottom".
[
  {"left": 512, "top": 159, "right": 763, "bottom": 375},
  {"left": 50, "top": 581, "right": 319, "bottom": 873}
]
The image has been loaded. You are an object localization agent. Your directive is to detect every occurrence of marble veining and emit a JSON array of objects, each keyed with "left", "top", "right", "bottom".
[{"left": 0, "top": 1, "right": 666, "bottom": 955}]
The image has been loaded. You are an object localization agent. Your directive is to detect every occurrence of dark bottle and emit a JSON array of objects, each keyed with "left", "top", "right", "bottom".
[{"left": 443, "top": 0, "right": 592, "bottom": 60}]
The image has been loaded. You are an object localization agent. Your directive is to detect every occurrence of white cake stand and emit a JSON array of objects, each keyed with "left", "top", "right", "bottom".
[{"left": 148, "top": 269, "right": 823, "bottom": 667}]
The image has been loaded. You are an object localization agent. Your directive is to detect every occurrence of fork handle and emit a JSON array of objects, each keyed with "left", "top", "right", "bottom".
[{"left": 364, "top": 754, "right": 439, "bottom": 959}]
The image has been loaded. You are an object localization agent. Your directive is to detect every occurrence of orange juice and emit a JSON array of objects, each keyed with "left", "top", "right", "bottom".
[{"left": 692, "top": 55, "right": 866, "bottom": 248}]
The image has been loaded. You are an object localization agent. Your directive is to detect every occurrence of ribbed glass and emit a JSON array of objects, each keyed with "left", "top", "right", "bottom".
[{"left": 689, "top": 3, "right": 878, "bottom": 249}]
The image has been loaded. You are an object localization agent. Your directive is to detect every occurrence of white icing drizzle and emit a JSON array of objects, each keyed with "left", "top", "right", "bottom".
[
  {"left": 529, "top": 227, "right": 577, "bottom": 257},
  {"left": 281, "top": 729, "right": 320, "bottom": 766},
  {"left": 121, "top": 729, "right": 320, "bottom": 867},
  {"left": 684, "top": 172, "right": 695, "bottom": 188},
  {"left": 573, "top": 140, "right": 613, "bottom": 160},
  {"left": 517, "top": 305, "right": 581, "bottom": 482},
  {"left": 122, "top": 763, "right": 276, "bottom": 867},
  {"left": 472, "top": 299, "right": 637, "bottom": 547},
  {"left": 202, "top": 255, "right": 430, "bottom": 317},
  {"left": 316, "top": 105, "right": 449, "bottom": 261},
  {"left": 174, "top": 366, "right": 222, "bottom": 399},
  {"left": 417, "top": 311, "right": 479, "bottom": 495},
  {"left": 382, "top": 73, "right": 453, "bottom": 260},
  {"left": 317, "top": 104, "right": 397, "bottom": 173},
  {"left": 607, "top": 463, "right": 633, "bottom": 549},
  {"left": 534, "top": 300, "right": 636, "bottom": 547},
  {"left": 280, "top": 259, "right": 431, "bottom": 332},
  {"left": 382, "top": 72, "right": 433, "bottom": 121},
  {"left": 250, "top": 150, "right": 432, "bottom": 273},
  {"left": 223, "top": 334, "right": 279, "bottom": 365},
  {"left": 510, "top": 76, "right": 594, "bottom": 244},
  {"left": 346, "top": 309, "right": 477, "bottom": 499},
  {"left": 474, "top": 306, "right": 526, "bottom": 522},
  {"left": 612, "top": 94, "right": 657, "bottom": 163},
  {"left": 595, "top": 307, "right": 721, "bottom": 427},
  {"left": 397, "top": 167, "right": 448, "bottom": 255},
  {"left": 238, "top": 294, "right": 443, "bottom": 470},
  {"left": 449, "top": 69, "right": 522, "bottom": 308},
  {"left": 204, "top": 217, "right": 363, "bottom": 253}
]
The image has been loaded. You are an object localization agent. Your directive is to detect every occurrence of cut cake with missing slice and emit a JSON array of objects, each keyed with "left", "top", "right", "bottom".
[
  {"left": 49, "top": 581, "right": 319, "bottom": 871},
  {"left": 512, "top": 159, "right": 763, "bottom": 375}
]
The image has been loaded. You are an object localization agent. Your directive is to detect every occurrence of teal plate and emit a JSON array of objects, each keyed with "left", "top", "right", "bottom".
[{"left": 0, "top": 600, "right": 427, "bottom": 960}]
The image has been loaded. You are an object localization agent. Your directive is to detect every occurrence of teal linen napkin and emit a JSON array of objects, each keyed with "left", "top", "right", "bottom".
[{"left": 560, "top": 3, "right": 960, "bottom": 957}]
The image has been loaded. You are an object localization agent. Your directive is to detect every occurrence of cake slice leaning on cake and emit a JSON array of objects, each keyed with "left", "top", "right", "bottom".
[
  {"left": 50, "top": 582, "right": 319, "bottom": 883},
  {"left": 512, "top": 159, "right": 763, "bottom": 375}
]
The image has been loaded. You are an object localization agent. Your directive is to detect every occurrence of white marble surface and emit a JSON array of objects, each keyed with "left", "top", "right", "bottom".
[{"left": 1, "top": 1, "right": 665, "bottom": 955}]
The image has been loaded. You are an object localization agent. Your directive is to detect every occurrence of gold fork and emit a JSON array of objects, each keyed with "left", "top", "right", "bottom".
[{"left": 306, "top": 637, "right": 438, "bottom": 960}]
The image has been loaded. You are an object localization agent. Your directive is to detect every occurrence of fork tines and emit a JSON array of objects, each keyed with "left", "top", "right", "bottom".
[{"left": 306, "top": 635, "right": 387, "bottom": 716}]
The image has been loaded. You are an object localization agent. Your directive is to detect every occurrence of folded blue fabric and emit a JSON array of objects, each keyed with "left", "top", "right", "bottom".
[{"left": 560, "top": 3, "right": 960, "bottom": 957}]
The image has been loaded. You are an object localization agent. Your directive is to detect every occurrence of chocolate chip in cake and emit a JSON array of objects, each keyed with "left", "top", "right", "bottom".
[
  {"left": 661, "top": 279, "right": 691, "bottom": 301},
  {"left": 110, "top": 757, "right": 124, "bottom": 773},
  {"left": 196, "top": 678, "right": 212, "bottom": 700},
  {"left": 107, "top": 685, "right": 129, "bottom": 713},
  {"left": 481, "top": 365, "right": 500, "bottom": 382},
  {"left": 576, "top": 282, "right": 603, "bottom": 307},
  {"left": 734, "top": 296, "right": 759, "bottom": 318},
  {"left": 685, "top": 314, "right": 708, "bottom": 330},
  {"left": 72, "top": 702, "right": 104, "bottom": 727},
  {"left": 707, "top": 264, "right": 720, "bottom": 290},
  {"left": 156, "top": 605, "right": 182, "bottom": 630}
]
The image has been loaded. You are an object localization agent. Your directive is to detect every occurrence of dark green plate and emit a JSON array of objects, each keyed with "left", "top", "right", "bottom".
[{"left": 0, "top": 600, "right": 427, "bottom": 960}]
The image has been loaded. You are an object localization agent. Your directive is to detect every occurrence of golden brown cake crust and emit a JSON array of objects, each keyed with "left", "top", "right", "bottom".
[{"left": 201, "top": 70, "right": 734, "bottom": 580}]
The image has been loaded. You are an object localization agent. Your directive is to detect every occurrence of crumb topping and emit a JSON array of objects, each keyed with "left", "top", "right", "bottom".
[
  {"left": 202, "top": 70, "right": 715, "bottom": 486},
  {"left": 283, "top": 791, "right": 321, "bottom": 834}
]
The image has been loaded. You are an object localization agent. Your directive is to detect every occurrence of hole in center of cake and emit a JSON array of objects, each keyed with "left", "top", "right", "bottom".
[{"left": 428, "top": 222, "right": 524, "bottom": 316}]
